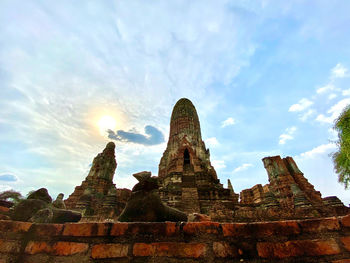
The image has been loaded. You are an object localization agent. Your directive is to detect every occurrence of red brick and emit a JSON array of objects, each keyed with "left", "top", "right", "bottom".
[
  {"left": 25, "top": 241, "right": 88, "bottom": 255},
  {"left": 183, "top": 222, "right": 220, "bottom": 235},
  {"left": 0, "top": 206, "right": 9, "bottom": 213},
  {"left": 92, "top": 244, "right": 128, "bottom": 259},
  {"left": 0, "top": 239, "right": 20, "bottom": 253},
  {"left": 222, "top": 221, "right": 300, "bottom": 238},
  {"left": 110, "top": 223, "right": 128, "bottom": 236},
  {"left": 213, "top": 242, "right": 238, "bottom": 258},
  {"left": 0, "top": 220, "right": 32, "bottom": 233},
  {"left": 341, "top": 236, "right": 350, "bottom": 251},
  {"left": 165, "top": 222, "right": 177, "bottom": 236},
  {"left": 332, "top": 260, "right": 350, "bottom": 263},
  {"left": 341, "top": 215, "right": 350, "bottom": 227},
  {"left": 31, "top": 223, "right": 63, "bottom": 236},
  {"left": 62, "top": 222, "right": 109, "bottom": 236},
  {"left": 124, "top": 222, "right": 178, "bottom": 236},
  {"left": 133, "top": 243, "right": 155, "bottom": 256},
  {"left": 25, "top": 241, "right": 51, "bottom": 254},
  {"left": 298, "top": 217, "right": 340, "bottom": 233},
  {"left": 0, "top": 215, "right": 10, "bottom": 220},
  {"left": 52, "top": 241, "right": 88, "bottom": 256},
  {"left": 133, "top": 242, "right": 206, "bottom": 258},
  {"left": 257, "top": 239, "right": 340, "bottom": 259}
]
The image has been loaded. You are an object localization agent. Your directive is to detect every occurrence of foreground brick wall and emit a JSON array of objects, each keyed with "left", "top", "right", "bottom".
[{"left": 0, "top": 215, "right": 350, "bottom": 263}]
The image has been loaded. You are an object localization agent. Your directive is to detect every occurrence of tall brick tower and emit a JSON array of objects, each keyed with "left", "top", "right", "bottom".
[{"left": 158, "top": 98, "right": 237, "bottom": 215}]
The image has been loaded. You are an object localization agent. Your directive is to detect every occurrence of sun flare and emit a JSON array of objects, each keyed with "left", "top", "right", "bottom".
[{"left": 97, "top": 115, "right": 117, "bottom": 136}]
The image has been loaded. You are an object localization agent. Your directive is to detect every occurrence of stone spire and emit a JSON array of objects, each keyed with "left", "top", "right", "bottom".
[
  {"left": 65, "top": 142, "right": 117, "bottom": 210},
  {"left": 158, "top": 98, "right": 232, "bottom": 214},
  {"left": 159, "top": 98, "right": 216, "bottom": 179},
  {"left": 87, "top": 141, "right": 117, "bottom": 182}
]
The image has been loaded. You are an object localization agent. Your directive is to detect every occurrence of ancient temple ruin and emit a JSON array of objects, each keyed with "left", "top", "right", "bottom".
[
  {"left": 65, "top": 142, "right": 131, "bottom": 221},
  {"left": 65, "top": 98, "right": 349, "bottom": 222},
  {"left": 158, "top": 98, "right": 238, "bottom": 217},
  {"left": 155, "top": 98, "right": 349, "bottom": 221}
]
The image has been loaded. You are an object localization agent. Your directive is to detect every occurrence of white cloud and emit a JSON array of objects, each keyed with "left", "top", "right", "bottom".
[
  {"left": 233, "top": 163, "right": 253, "bottom": 173},
  {"left": 288, "top": 98, "right": 313, "bottom": 112},
  {"left": 316, "top": 98, "right": 350, "bottom": 124},
  {"left": 279, "top": 126, "right": 297, "bottom": 145},
  {"left": 316, "top": 114, "right": 332, "bottom": 124},
  {"left": 212, "top": 160, "right": 226, "bottom": 170},
  {"left": 328, "top": 93, "right": 337, "bottom": 100},
  {"left": 328, "top": 128, "right": 338, "bottom": 141},
  {"left": 342, "top": 89, "right": 350, "bottom": 96},
  {"left": 332, "top": 63, "right": 348, "bottom": 78},
  {"left": 295, "top": 143, "right": 349, "bottom": 205},
  {"left": 221, "top": 117, "right": 235, "bottom": 127},
  {"left": 205, "top": 137, "right": 219, "bottom": 147},
  {"left": 299, "top": 109, "right": 315, "bottom": 122},
  {"left": 316, "top": 84, "right": 335, "bottom": 94},
  {"left": 298, "top": 143, "right": 336, "bottom": 159}
]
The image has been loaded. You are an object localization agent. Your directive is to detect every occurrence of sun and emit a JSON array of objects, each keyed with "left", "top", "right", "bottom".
[{"left": 97, "top": 115, "right": 117, "bottom": 136}]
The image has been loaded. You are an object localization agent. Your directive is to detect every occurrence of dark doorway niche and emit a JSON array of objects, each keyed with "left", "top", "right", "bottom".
[{"left": 184, "top": 149, "right": 190, "bottom": 165}]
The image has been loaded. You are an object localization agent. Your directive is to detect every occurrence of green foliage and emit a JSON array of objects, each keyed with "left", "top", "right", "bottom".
[
  {"left": 332, "top": 105, "right": 350, "bottom": 189},
  {"left": 0, "top": 190, "right": 23, "bottom": 203},
  {"left": 26, "top": 190, "right": 35, "bottom": 198}
]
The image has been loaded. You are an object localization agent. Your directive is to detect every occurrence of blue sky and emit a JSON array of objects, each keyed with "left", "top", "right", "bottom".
[{"left": 1, "top": 1, "right": 350, "bottom": 205}]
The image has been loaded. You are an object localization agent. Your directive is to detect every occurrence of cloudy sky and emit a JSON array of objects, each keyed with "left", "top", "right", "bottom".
[{"left": 1, "top": 1, "right": 350, "bottom": 205}]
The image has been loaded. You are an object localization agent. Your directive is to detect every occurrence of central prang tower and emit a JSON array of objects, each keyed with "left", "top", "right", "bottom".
[{"left": 158, "top": 98, "right": 238, "bottom": 215}]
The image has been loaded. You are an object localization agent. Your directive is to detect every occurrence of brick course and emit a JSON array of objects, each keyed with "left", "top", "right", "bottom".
[{"left": 0, "top": 216, "right": 350, "bottom": 262}]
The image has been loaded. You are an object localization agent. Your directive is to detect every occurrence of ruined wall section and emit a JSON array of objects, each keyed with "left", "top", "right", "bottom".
[{"left": 1, "top": 215, "right": 350, "bottom": 262}]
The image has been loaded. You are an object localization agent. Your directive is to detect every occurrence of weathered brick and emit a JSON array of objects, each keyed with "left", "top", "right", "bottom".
[
  {"left": 213, "top": 242, "right": 238, "bottom": 258},
  {"left": 133, "top": 242, "right": 206, "bottom": 258},
  {"left": 0, "top": 215, "right": 10, "bottom": 220},
  {"left": 0, "top": 206, "right": 9, "bottom": 213},
  {"left": 133, "top": 243, "right": 155, "bottom": 257},
  {"left": 332, "top": 260, "right": 350, "bottom": 263},
  {"left": 0, "top": 220, "right": 32, "bottom": 233},
  {"left": 183, "top": 222, "right": 220, "bottom": 235},
  {"left": 25, "top": 241, "right": 51, "bottom": 254},
  {"left": 341, "top": 215, "right": 350, "bottom": 228},
  {"left": 91, "top": 244, "right": 128, "bottom": 259},
  {"left": 257, "top": 238, "right": 340, "bottom": 258},
  {"left": 0, "top": 239, "right": 20, "bottom": 253},
  {"left": 52, "top": 241, "right": 88, "bottom": 256},
  {"left": 62, "top": 222, "right": 109, "bottom": 236},
  {"left": 165, "top": 222, "right": 177, "bottom": 236},
  {"left": 31, "top": 223, "right": 63, "bottom": 236},
  {"left": 341, "top": 236, "right": 350, "bottom": 251},
  {"left": 222, "top": 221, "right": 300, "bottom": 238},
  {"left": 110, "top": 223, "right": 128, "bottom": 236},
  {"left": 123, "top": 222, "right": 178, "bottom": 236},
  {"left": 25, "top": 241, "right": 88, "bottom": 255},
  {"left": 298, "top": 217, "right": 340, "bottom": 233}
]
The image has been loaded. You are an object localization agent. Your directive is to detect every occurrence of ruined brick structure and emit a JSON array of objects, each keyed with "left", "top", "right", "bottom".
[
  {"left": 158, "top": 98, "right": 349, "bottom": 221},
  {"left": 234, "top": 155, "right": 349, "bottom": 222},
  {"left": 65, "top": 142, "right": 130, "bottom": 221},
  {"left": 63, "top": 97, "right": 348, "bottom": 222},
  {"left": 158, "top": 98, "right": 238, "bottom": 215}
]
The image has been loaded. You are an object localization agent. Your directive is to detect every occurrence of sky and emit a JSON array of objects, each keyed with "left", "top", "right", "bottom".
[{"left": 1, "top": 0, "right": 350, "bottom": 205}]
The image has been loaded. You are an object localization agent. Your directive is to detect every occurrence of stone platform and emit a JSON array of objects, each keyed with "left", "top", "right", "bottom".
[{"left": 1, "top": 215, "right": 350, "bottom": 262}]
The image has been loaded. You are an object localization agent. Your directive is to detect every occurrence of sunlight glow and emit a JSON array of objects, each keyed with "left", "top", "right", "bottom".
[{"left": 97, "top": 115, "right": 117, "bottom": 136}]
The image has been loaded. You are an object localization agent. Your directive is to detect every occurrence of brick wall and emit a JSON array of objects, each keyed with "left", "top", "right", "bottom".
[{"left": 0, "top": 215, "right": 350, "bottom": 262}]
